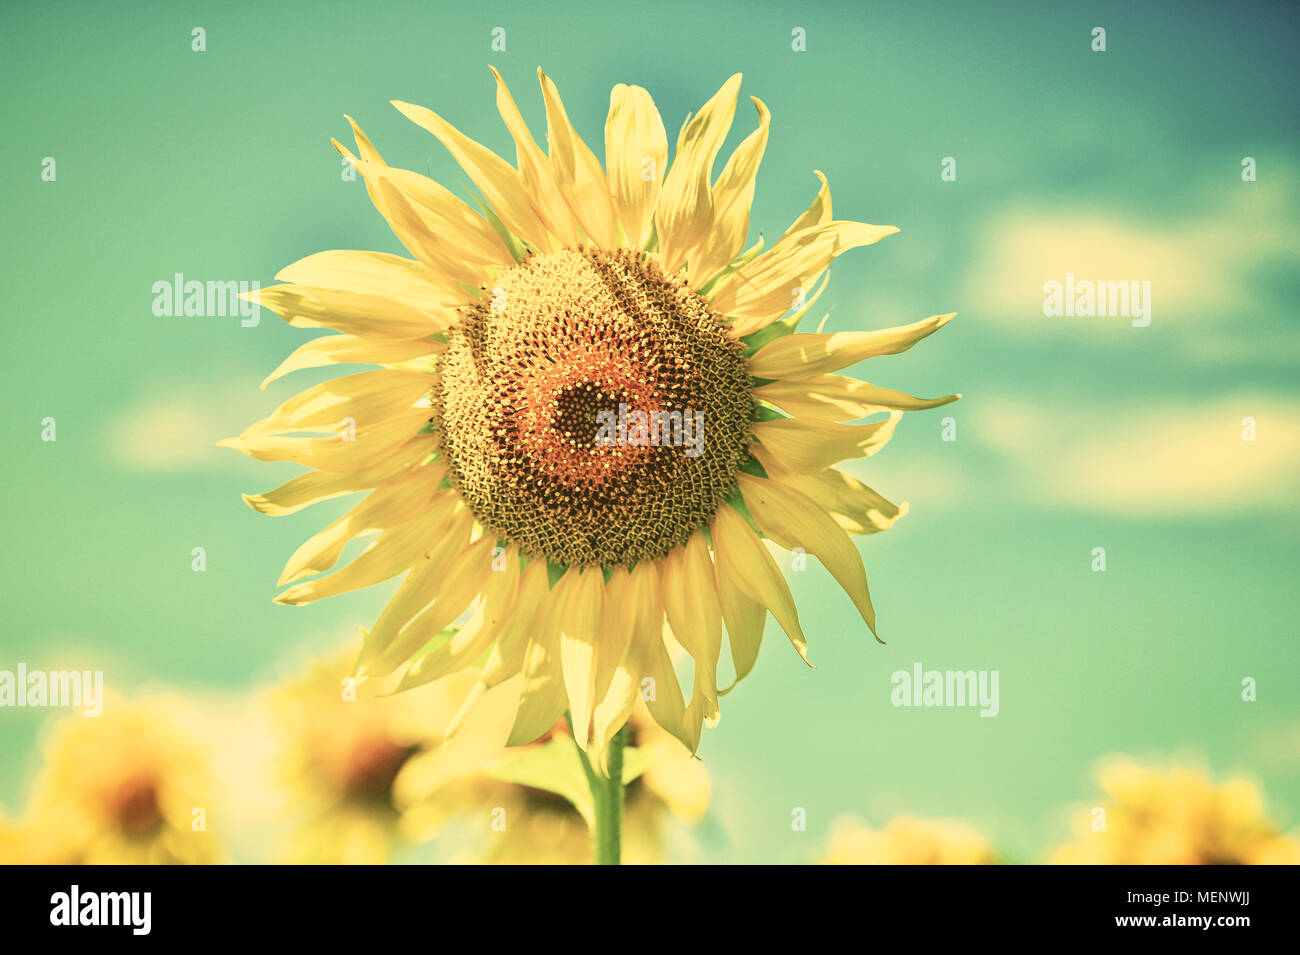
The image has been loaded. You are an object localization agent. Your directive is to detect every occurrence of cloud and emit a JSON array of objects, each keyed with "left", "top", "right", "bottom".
[
  {"left": 105, "top": 377, "right": 270, "bottom": 473},
  {"left": 972, "top": 393, "right": 1300, "bottom": 517},
  {"left": 963, "top": 171, "right": 1298, "bottom": 345}
]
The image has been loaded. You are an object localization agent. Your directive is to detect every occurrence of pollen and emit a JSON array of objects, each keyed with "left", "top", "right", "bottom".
[{"left": 434, "top": 246, "right": 753, "bottom": 567}]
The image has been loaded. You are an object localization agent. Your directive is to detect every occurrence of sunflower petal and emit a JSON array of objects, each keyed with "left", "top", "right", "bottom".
[
  {"left": 276, "top": 488, "right": 459, "bottom": 604},
  {"left": 712, "top": 220, "right": 899, "bottom": 332},
  {"left": 715, "top": 566, "right": 765, "bottom": 692},
  {"left": 780, "top": 170, "right": 832, "bottom": 240},
  {"left": 689, "top": 96, "right": 771, "bottom": 286},
  {"left": 370, "top": 532, "right": 498, "bottom": 675},
  {"left": 276, "top": 249, "right": 470, "bottom": 312},
  {"left": 338, "top": 117, "right": 515, "bottom": 268},
  {"left": 260, "top": 334, "right": 437, "bottom": 390},
  {"left": 241, "top": 442, "right": 431, "bottom": 516},
  {"left": 391, "top": 99, "right": 549, "bottom": 249},
  {"left": 557, "top": 566, "right": 605, "bottom": 750},
  {"left": 748, "top": 313, "right": 957, "bottom": 379},
  {"left": 254, "top": 370, "right": 432, "bottom": 434},
  {"left": 604, "top": 83, "right": 668, "bottom": 248},
  {"left": 711, "top": 502, "right": 809, "bottom": 664},
  {"left": 488, "top": 66, "right": 575, "bottom": 248},
  {"left": 643, "top": 628, "right": 696, "bottom": 752},
  {"left": 537, "top": 69, "right": 618, "bottom": 249},
  {"left": 660, "top": 531, "right": 723, "bottom": 727},
  {"left": 396, "top": 547, "right": 522, "bottom": 690},
  {"left": 655, "top": 73, "right": 743, "bottom": 271},
  {"left": 356, "top": 507, "right": 474, "bottom": 667},
  {"left": 591, "top": 562, "right": 662, "bottom": 753},
  {"left": 508, "top": 591, "right": 570, "bottom": 746},
  {"left": 738, "top": 473, "right": 878, "bottom": 636},
  {"left": 755, "top": 374, "right": 960, "bottom": 420},
  {"left": 754, "top": 450, "right": 909, "bottom": 535},
  {"left": 753, "top": 413, "right": 901, "bottom": 472}
]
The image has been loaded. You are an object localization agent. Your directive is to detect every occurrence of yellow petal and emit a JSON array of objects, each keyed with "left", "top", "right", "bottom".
[
  {"left": 276, "top": 487, "right": 460, "bottom": 605},
  {"left": 508, "top": 585, "right": 571, "bottom": 746},
  {"left": 780, "top": 170, "right": 832, "bottom": 240},
  {"left": 474, "top": 558, "right": 551, "bottom": 687},
  {"left": 715, "top": 564, "right": 765, "bottom": 691},
  {"left": 370, "top": 532, "right": 498, "bottom": 675},
  {"left": 358, "top": 507, "right": 476, "bottom": 669},
  {"left": 241, "top": 443, "right": 431, "bottom": 516},
  {"left": 253, "top": 284, "right": 450, "bottom": 339},
  {"left": 219, "top": 408, "right": 433, "bottom": 472},
  {"left": 753, "top": 413, "right": 901, "bottom": 472},
  {"left": 754, "top": 450, "right": 909, "bottom": 535},
  {"left": 538, "top": 69, "right": 618, "bottom": 249},
  {"left": 748, "top": 313, "right": 957, "bottom": 380},
  {"left": 643, "top": 626, "right": 695, "bottom": 752},
  {"left": 592, "top": 567, "right": 636, "bottom": 719},
  {"left": 276, "top": 249, "right": 470, "bottom": 312},
  {"left": 277, "top": 469, "right": 447, "bottom": 582},
  {"left": 336, "top": 126, "right": 512, "bottom": 266},
  {"left": 659, "top": 532, "right": 723, "bottom": 727},
  {"left": 604, "top": 83, "right": 667, "bottom": 248},
  {"left": 738, "top": 473, "right": 878, "bottom": 636},
  {"left": 488, "top": 66, "right": 575, "bottom": 248},
  {"left": 655, "top": 73, "right": 743, "bottom": 271},
  {"left": 392, "top": 98, "right": 549, "bottom": 250},
  {"left": 557, "top": 566, "right": 605, "bottom": 751},
  {"left": 396, "top": 547, "right": 522, "bottom": 690},
  {"left": 711, "top": 502, "right": 809, "bottom": 664},
  {"left": 754, "top": 374, "right": 960, "bottom": 420},
  {"left": 254, "top": 370, "right": 432, "bottom": 434},
  {"left": 261, "top": 334, "right": 437, "bottom": 390},
  {"left": 689, "top": 96, "right": 771, "bottom": 286},
  {"left": 591, "top": 562, "right": 661, "bottom": 753},
  {"left": 712, "top": 220, "right": 899, "bottom": 331}
]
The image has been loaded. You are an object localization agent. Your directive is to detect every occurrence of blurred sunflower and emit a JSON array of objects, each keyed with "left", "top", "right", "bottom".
[
  {"left": 267, "top": 647, "right": 497, "bottom": 864},
  {"left": 224, "top": 67, "right": 957, "bottom": 763},
  {"left": 8, "top": 697, "right": 220, "bottom": 864},
  {"left": 396, "top": 702, "right": 710, "bottom": 864},
  {"left": 1050, "top": 761, "right": 1300, "bottom": 865},
  {"left": 820, "top": 815, "right": 997, "bottom": 865}
]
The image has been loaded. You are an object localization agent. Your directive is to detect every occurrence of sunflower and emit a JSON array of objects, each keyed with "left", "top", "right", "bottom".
[
  {"left": 1050, "top": 761, "right": 1300, "bottom": 865},
  {"left": 395, "top": 702, "right": 710, "bottom": 864},
  {"left": 819, "top": 815, "right": 998, "bottom": 865},
  {"left": 267, "top": 647, "right": 496, "bottom": 864},
  {"left": 224, "top": 68, "right": 957, "bottom": 766},
  {"left": 15, "top": 697, "right": 220, "bottom": 865}
]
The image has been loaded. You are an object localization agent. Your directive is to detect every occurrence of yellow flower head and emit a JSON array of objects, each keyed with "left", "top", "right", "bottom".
[
  {"left": 16, "top": 697, "right": 220, "bottom": 865},
  {"left": 224, "top": 68, "right": 957, "bottom": 764},
  {"left": 820, "top": 815, "right": 997, "bottom": 865},
  {"left": 1051, "top": 761, "right": 1300, "bottom": 865},
  {"left": 268, "top": 648, "right": 492, "bottom": 864},
  {"left": 396, "top": 701, "right": 710, "bottom": 864}
]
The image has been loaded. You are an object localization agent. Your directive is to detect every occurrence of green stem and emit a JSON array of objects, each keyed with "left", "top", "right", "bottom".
[{"left": 572, "top": 719, "right": 627, "bottom": 865}]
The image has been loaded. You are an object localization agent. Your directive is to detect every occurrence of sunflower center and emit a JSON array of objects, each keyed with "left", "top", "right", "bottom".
[
  {"left": 342, "top": 735, "right": 419, "bottom": 809},
  {"left": 435, "top": 246, "right": 753, "bottom": 567},
  {"left": 111, "top": 775, "right": 164, "bottom": 837}
]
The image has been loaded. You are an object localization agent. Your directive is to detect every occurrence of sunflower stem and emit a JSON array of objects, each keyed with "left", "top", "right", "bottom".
[{"left": 571, "top": 718, "right": 627, "bottom": 865}]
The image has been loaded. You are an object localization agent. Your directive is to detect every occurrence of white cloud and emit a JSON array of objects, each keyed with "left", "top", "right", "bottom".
[
  {"left": 972, "top": 393, "right": 1300, "bottom": 517},
  {"left": 963, "top": 172, "right": 1298, "bottom": 341},
  {"left": 105, "top": 376, "right": 271, "bottom": 472}
]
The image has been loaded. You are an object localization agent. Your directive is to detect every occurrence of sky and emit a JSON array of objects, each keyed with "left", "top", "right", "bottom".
[{"left": 1, "top": 0, "right": 1297, "bottom": 863}]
